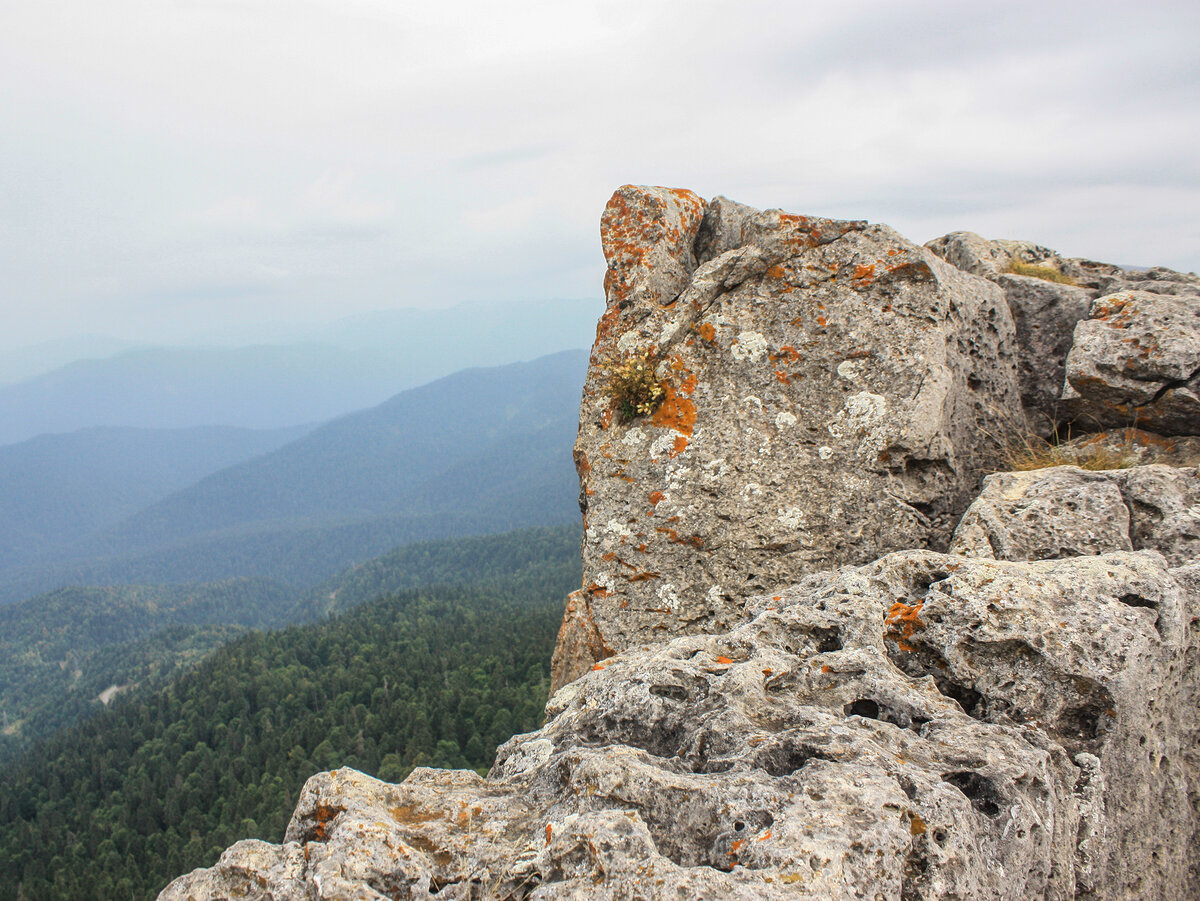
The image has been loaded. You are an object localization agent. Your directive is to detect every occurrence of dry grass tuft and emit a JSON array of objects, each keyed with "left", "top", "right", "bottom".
[
  {"left": 998, "top": 432, "right": 1135, "bottom": 472},
  {"left": 1004, "top": 260, "right": 1078, "bottom": 285}
]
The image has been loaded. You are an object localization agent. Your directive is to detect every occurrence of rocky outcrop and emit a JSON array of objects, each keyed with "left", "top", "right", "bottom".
[
  {"left": 1062, "top": 291, "right": 1200, "bottom": 434},
  {"left": 159, "top": 189, "right": 1200, "bottom": 901},
  {"left": 162, "top": 548, "right": 1198, "bottom": 900},
  {"left": 553, "top": 187, "right": 1023, "bottom": 688},
  {"left": 925, "top": 231, "right": 1200, "bottom": 436}
]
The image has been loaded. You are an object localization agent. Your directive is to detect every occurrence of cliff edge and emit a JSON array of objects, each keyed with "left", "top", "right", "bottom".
[{"left": 160, "top": 187, "right": 1200, "bottom": 900}]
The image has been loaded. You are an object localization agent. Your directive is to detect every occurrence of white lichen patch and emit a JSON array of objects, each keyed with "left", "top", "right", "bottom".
[
  {"left": 622, "top": 427, "right": 647, "bottom": 447},
  {"left": 700, "top": 458, "right": 731, "bottom": 484},
  {"left": 740, "top": 483, "right": 765, "bottom": 500},
  {"left": 616, "top": 330, "right": 642, "bottom": 353},
  {"left": 656, "top": 582, "right": 680, "bottom": 606},
  {"left": 604, "top": 519, "right": 635, "bottom": 541},
  {"left": 742, "top": 395, "right": 764, "bottom": 413},
  {"left": 729, "top": 330, "right": 768, "bottom": 362},
  {"left": 705, "top": 585, "right": 724, "bottom": 605},
  {"left": 777, "top": 507, "right": 805, "bottom": 530},
  {"left": 829, "top": 391, "right": 890, "bottom": 458},
  {"left": 774, "top": 411, "right": 798, "bottom": 430},
  {"left": 836, "top": 359, "right": 862, "bottom": 381},
  {"left": 649, "top": 433, "right": 677, "bottom": 460},
  {"left": 818, "top": 445, "right": 835, "bottom": 461}
]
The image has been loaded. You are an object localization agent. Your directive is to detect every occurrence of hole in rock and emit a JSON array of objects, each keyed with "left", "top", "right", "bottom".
[
  {"left": 814, "top": 627, "right": 843, "bottom": 653},
  {"left": 757, "top": 743, "right": 833, "bottom": 777},
  {"left": 937, "top": 680, "right": 983, "bottom": 719},
  {"left": 1118, "top": 593, "right": 1157, "bottom": 610},
  {"left": 941, "top": 771, "right": 1003, "bottom": 818},
  {"left": 1060, "top": 704, "right": 1105, "bottom": 745},
  {"left": 844, "top": 698, "right": 880, "bottom": 719},
  {"left": 649, "top": 684, "right": 690, "bottom": 702}
]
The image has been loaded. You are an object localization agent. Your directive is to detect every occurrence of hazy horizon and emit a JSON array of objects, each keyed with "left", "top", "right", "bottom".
[{"left": 3, "top": 0, "right": 1197, "bottom": 351}]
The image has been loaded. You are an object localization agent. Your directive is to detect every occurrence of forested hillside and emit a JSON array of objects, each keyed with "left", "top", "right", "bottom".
[
  {"left": 0, "top": 529, "right": 580, "bottom": 900},
  {"left": 0, "top": 526, "right": 579, "bottom": 758},
  {"left": 0, "top": 579, "right": 294, "bottom": 758}
]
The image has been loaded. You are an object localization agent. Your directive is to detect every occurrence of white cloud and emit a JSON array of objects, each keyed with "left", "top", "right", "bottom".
[{"left": 0, "top": 0, "right": 1197, "bottom": 349}]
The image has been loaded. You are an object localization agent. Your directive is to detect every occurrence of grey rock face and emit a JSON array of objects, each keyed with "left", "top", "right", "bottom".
[
  {"left": 993, "top": 273, "right": 1093, "bottom": 434},
  {"left": 950, "top": 464, "right": 1200, "bottom": 567},
  {"left": 923, "top": 231, "right": 1060, "bottom": 279},
  {"left": 926, "top": 231, "right": 1200, "bottom": 437},
  {"left": 160, "top": 550, "right": 1199, "bottom": 901},
  {"left": 554, "top": 187, "right": 1022, "bottom": 687},
  {"left": 948, "top": 466, "right": 1133, "bottom": 561},
  {"left": 1063, "top": 291, "right": 1200, "bottom": 435}
]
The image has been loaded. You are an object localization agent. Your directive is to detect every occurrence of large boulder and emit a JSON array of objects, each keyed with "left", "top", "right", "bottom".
[
  {"left": 553, "top": 187, "right": 1023, "bottom": 688},
  {"left": 1062, "top": 291, "right": 1200, "bottom": 434},
  {"left": 949, "top": 463, "right": 1200, "bottom": 566},
  {"left": 159, "top": 550, "right": 1200, "bottom": 901}
]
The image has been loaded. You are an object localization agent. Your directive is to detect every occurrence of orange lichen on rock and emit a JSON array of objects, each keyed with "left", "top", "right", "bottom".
[
  {"left": 627, "top": 571, "right": 660, "bottom": 583},
  {"left": 648, "top": 491, "right": 665, "bottom": 505},
  {"left": 885, "top": 601, "right": 925, "bottom": 652},
  {"left": 696, "top": 322, "right": 717, "bottom": 342},
  {"left": 650, "top": 385, "right": 697, "bottom": 436}
]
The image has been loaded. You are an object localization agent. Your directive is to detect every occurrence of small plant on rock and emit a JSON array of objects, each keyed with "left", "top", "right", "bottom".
[{"left": 606, "top": 352, "right": 665, "bottom": 421}]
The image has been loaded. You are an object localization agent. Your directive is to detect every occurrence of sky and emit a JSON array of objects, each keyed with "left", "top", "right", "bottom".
[{"left": 2, "top": 0, "right": 1198, "bottom": 351}]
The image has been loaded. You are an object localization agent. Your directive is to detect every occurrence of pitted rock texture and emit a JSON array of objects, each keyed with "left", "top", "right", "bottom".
[
  {"left": 554, "top": 187, "right": 1023, "bottom": 687},
  {"left": 950, "top": 464, "right": 1199, "bottom": 566},
  {"left": 159, "top": 551, "right": 1199, "bottom": 901},
  {"left": 1063, "top": 291, "right": 1200, "bottom": 434},
  {"left": 926, "top": 231, "right": 1200, "bottom": 436}
]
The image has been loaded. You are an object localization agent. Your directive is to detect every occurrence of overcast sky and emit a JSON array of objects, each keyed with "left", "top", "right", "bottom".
[{"left": 2, "top": 0, "right": 1197, "bottom": 350}]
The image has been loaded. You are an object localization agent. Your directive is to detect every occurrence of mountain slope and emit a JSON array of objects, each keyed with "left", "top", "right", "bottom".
[
  {"left": 0, "top": 424, "right": 309, "bottom": 571},
  {"left": 0, "top": 351, "right": 586, "bottom": 601}
]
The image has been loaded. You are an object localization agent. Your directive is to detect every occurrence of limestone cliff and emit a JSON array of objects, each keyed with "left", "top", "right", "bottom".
[{"left": 159, "top": 188, "right": 1200, "bottom": 900}]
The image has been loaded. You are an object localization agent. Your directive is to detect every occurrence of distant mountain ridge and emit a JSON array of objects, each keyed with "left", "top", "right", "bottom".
[
  {"left": 0, "top": 351, "right": 587, "bottom": 602},
  {"left": 0, "top": 298, "right": 599, "bottom": 446},
  {"left": 0, "top": 424, "right": 310, "bottom": 573}
]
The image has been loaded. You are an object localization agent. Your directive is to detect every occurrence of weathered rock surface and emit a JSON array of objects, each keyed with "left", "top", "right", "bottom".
[
  {"left": 993, "top": 273, "right": 1093, "bottom": 433},
  {"left": 554, "top": 187, "right": 1022, "bottom": 687},
  {"left": 949, "top": 463, "right": 1200, "bottom": 566},
  {"left": 1062, "top": 291, "right": 1200, "bottom": 434},
  {"left": 160, "top": 550, "right": 1199, "bottom": 900},
  {"left": 926, "top": 231, "right": 1200, "bottom": 436}
]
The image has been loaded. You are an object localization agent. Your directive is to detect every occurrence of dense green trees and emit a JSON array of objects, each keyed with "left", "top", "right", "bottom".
[{"left": 0, "top": 554, "right": 576, "bottom": 900}]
